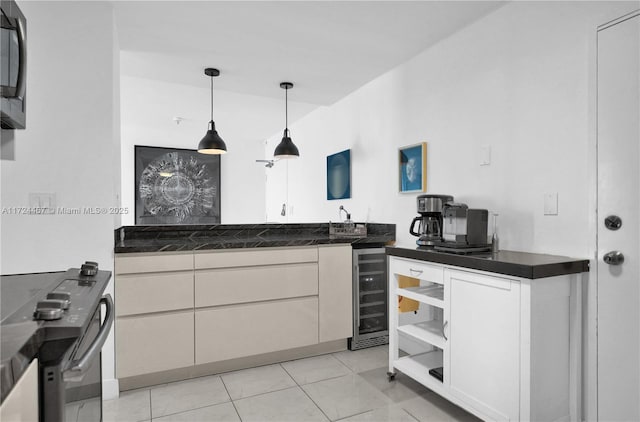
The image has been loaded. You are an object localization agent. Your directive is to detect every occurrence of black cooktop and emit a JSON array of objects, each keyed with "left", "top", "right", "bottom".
[
  {"left": 1, "top": 272, "right": 64, "bottom": 324},
  {"left": 0, "top": 268, "right": 112, "bottom": 404}
]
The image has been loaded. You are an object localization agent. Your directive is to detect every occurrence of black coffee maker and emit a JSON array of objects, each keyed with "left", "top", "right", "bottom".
[{"left": 410, "top": 194, "right": 454, "bottom": 246}]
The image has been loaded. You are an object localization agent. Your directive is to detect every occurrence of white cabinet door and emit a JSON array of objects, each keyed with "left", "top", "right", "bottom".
[
  {"left": 116, "top": 311, "right": 194, "bottom": 378},
  {"left": 0, "top": 359, "right": 38, "bottom": 422},
  {"left": 195, "top": 297, "right": 319, "bottom": 364},
  {"left": 446, "top": 269, "right": 520, "bottom": 421}
]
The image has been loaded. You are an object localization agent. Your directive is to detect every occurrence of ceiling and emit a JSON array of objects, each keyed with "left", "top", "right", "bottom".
[{"left": 114, "top": 1, "right": 505, "bottom": 109}]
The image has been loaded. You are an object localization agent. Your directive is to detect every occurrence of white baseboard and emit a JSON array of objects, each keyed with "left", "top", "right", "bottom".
[{"left": 102, "top": 378, "right": 119, "bottom": 400}]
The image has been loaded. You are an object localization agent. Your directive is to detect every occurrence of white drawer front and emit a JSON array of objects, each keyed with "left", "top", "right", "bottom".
[
  {"left": 194, "top": 247, "right": 318, "bottom": 269},
  {"left": 195, "top": 297, "right": 319, "bottom": 364},
  {"left": 116, "top": 311, "right": 194, "bottom": 378},
  {"left": 389, "top": 256, "right": 444, "bottom": 284},
  {"left": 195, "top": 263, "right": 318, "bottom": 307},
  {"left": 115, "top": 253, "right": 193, "bottom": 274},
  {"left": 116, "top": 271, "right": 194, "bottom": 316}
]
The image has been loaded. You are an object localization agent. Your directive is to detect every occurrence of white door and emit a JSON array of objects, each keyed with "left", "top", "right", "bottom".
[{"left": 597, "top": 11, "right": 640, "bottom": 421}]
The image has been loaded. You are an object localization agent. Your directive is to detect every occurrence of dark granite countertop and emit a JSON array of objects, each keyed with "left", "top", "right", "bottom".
[
  {"left": 115, "top": 223, "right": 396, "bottom": 253},
  {"left": 386, "top": 246, "right": 589, "bottom": 279}
]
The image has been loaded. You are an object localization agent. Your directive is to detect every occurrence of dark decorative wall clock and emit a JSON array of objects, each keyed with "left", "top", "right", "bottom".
[{"left": 135, "top": 146, "right": 221, "bottom": 225}]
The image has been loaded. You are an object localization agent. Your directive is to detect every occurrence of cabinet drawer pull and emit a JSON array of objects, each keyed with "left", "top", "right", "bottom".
[
  {"left": 442, "top": 321, "right": 448, "bottom": 341},
  {"left": 409, "top": 268, "right": 423, "bottom": 275}
]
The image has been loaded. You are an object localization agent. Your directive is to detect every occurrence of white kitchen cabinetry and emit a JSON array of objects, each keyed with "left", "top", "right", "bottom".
[
  {"left": 446, "top": 269, "right": 521, "bottom": 420},
  {"left": 115, "top": 245, "right": 352, "bottom": 386},
  {"left": 196, "top": 297, "right": 319, "bottom": 363},
  {"left": 0, "top": 358, "right": 38, "bottom": 422},
  {"left": 117, "top": 311, "right": 194, "bottom": 378},
  {"left": 194, "top": 246, "right": 321, "bottom": 365},
  {"left": 115, "top": 252, "right": 196, "bottom": 379},
  {"left": 388, "top": 255, "right": 580, "bottom": 421},
  {"left": 318, "top": 245, "right": 353, "bottom": 342}
]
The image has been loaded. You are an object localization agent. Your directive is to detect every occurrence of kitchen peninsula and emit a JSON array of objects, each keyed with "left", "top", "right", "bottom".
[
  {"left": 113, "top": 223, "right": 395, "bottom": 390},
  {"left": 386, "top": 246, "right": 589, "bottom": 421}
]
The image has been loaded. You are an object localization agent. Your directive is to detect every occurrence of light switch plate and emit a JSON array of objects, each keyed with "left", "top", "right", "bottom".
[
  {"left": 544, "top": 193, "right": 558, "bottom": 215},
  {"left": 480, "top": 146, "right": 491, "bottom": 166},
  {"left": 29, "top": 193, "right": 56, "bottom": 214}
]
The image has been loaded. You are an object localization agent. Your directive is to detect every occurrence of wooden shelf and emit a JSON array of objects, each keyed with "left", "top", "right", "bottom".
[
  {"left": 359, "top": 258, "right": 385, "bottom": 264},
  {"left": 398, "top": 320, "right": 445, "bottom": 349},
  {"left": 360, "top": 312, "right": 384, "bottom": 319},
  {"left": 360, "top": 289, "right": 384, "bottom": 296},
  {"left": 360, "top": 270, "right": 385, "bottom": 276},
  {"left": 360, "top": 301, "right": 385, "bottom": 308},
  {"left": 396, "top": 285, "right": 444, "bottom": 308}
]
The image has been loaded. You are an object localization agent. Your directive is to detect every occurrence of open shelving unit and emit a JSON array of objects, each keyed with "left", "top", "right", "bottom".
[
  {"left": 389, "top": 260, "right": 447, "bottom": 388},
  {"left": 397, "top": 320, "right": 445, "bottom": 349}
]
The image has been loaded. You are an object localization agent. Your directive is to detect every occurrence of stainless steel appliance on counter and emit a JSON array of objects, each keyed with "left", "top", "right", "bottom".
[
  {"left": 436, "top": 203, "right": 490, "bottom": 253},
  {"left": 1, "top": 263, "right": 112, "bottom": 421},
  {"left": 349, "top": 247, "right": 388, "bottom": 350},
  {"left": 409, "top": 194, "right": 454, "bottom": 247},
  {"left": 1, "top": 0, "right": 27, "bottom": 129}
]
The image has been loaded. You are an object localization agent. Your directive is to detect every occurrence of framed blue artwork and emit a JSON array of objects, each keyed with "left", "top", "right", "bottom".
[
  {"left": 399, "top": 142, "right": 427, "bottom": 193},
  {"left": 327, "top": 149, "right": 351, "bottom": 200}
]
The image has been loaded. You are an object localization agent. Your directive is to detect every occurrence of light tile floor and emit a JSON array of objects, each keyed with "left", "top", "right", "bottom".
[{"left": 103, "top": 346, "right": 480, "bottom": 422}]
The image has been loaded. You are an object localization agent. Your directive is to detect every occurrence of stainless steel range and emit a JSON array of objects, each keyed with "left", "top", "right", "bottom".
[{"left": 1, "top": 263, "right": 112, "bottom": 422}]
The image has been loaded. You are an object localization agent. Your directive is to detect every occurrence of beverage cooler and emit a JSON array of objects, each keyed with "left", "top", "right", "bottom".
[{"left": 349, "top": 247, "right": 389, "bottom": 350}]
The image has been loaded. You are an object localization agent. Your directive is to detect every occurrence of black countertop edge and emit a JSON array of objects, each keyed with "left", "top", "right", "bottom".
[
  {"left": 115, "top": 222, "right": 395, "bottom": 241},
  {"left": 113, "top": 223, "right": 396, "bottom": 254},
  {"left": 115, "top": 235, "right": 395, "bottom": 254},
  {"left": 386, "top": 246, "right": 589, "bottom": 279}
]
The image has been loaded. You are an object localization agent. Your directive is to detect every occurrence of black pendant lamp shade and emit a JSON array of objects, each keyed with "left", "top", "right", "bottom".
[
  {"left": 198, "top": 68, "right": 227, "bottom": 154},
  {"left": 274, "top": 82, "right": 300, "bottom": 159}
]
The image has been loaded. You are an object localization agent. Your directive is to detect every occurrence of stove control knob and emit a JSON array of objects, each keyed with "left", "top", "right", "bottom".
[
  {"left": 80, "top": 263, "right": 98, "bottom": 276},
  {"left": 46, "top": 292, "right": 71, "bottom": 309},
  {"left": 34, "top": 299, "right": 66, "bottom": 321}
]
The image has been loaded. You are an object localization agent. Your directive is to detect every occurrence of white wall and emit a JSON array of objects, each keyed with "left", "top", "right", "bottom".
[
  {"left": 0, "top": 0, "right": 121, "bottom": 399},
  {"left": 119, "top": 76, "right": 268, "bottom": 225},
  {"left": 265, "top": 2, "right": 638, "bottom": 419},
  {"left": 266, "top": 1, "right": 635, "bottom": 257}
]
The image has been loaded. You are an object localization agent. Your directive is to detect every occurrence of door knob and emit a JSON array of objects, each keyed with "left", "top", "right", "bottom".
[
  {"left": 604, "top": 215, "right": 622, "bottom": 230},
  {"left": 603, "top": 251, "right": 624, "bottom": 265}
]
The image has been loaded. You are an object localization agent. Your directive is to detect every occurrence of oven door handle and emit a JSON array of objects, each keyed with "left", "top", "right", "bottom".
[{"left": 63, "top": 294, "right": 114, "bottom": 382}]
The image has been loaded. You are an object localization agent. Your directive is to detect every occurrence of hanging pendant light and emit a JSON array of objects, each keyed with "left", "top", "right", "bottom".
[
  {"left": 198, "top": 68, "right": 227, "bottom": 154},
  {"left": 274, "top": 82, "right": 299, "bottom": 159}
]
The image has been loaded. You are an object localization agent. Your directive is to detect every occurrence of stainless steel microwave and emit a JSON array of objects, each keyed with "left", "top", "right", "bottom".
[{"left": 1, "top": 0, "right": 26, "bottom": 129}]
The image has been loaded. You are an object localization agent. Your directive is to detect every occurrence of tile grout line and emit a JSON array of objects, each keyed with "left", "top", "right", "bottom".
[
  {"left": 279, "top": 362, "right": 333, "bottom": 422},
  {"left": 401, "top": 406, "right": 424, "bottom": 422},
  {"left": 148, "top": 388, "right": 152, "bottom": 421},
  {"left": 330, "top": 352, "right": 357, "bottom": 373},
  {"left": 149, "top": 402, "right": 235, "bottom": 421},
  {"left": 227, "top": 383, "right": 300, "bottom": 402},
  {"left": 220, "top": 376, "right": 243, "bottom": 422},
  {"left": 147, "top": 376, "right": 236, "bottom": 420}
]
